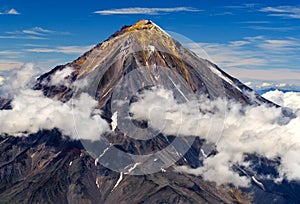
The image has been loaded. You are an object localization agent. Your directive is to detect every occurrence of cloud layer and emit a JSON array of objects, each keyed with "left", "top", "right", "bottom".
[
  {"left": 1, "top": 63, "right": 299, "bottom": 188},
  {"left": 129, "top": 87, "right": 300, "bottom": 187}
]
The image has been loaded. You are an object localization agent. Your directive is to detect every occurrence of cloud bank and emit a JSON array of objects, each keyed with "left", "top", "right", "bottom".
[
  {"left": 1, "top": 64, "right": 299, "bottom": 187},
  {"left": 129, "top": 87, "right": 300, "bottom": 187},
  {"left": 0, "top": 63, "right": 109, "bottom": 141}
]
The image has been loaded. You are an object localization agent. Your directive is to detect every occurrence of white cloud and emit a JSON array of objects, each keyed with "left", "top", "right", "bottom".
[
  {"left": 259, "top": 39, "right": 300, "bottom": 51},
  {"left": 224, "top": 4, "right": 259, "bottom": 9},
  {"left": 244, "top": 25, "right": 297, "bottom": 31},
  {"left": 22, "top": 27, "right": 54, "bottom": 35},
  {"left": 0, "top": 76, "right": 4, "bottom": 85},
  {"left": 129, "top": 87, "right": 300, "bottom": 187},
  {"left": 0, "top": 51, "right": 22, "bottom": 55},
  {"left": 261, "top": 82, "right": 272, "bottom": 87},
  {"left": 94, "top": 7, "right": 200, "bottom": 15},
  {"left": 0, "top": 60, "right": 24, "bottom": 71},
  {"left": 0, "top": 35, "right": 46, "bottom": 40},
  {"left": 226, "top": 68, "right": 300, "bottom": 81},
  {"left": 190, "top": 41, "right": 268, "bottom": 68},
  {"left": 244, "top": 81, "right": 252, "bottom": 86},
  {"left": 187, "top": 35, "right": 300, "bottom": 83},
  {"left": 276, "top": 83, "right": 287, "bottom": 87},
  {"left": 49, "top": 66, "right": 73, "bottom": 85},
  {"left": 2, "top": 63, "right": 41, "bottom": 91},
  {"left": 0, "top": 8, "right": 20, "bottom": 15},
  {"left": 25, "top": 45, "right": 93, "bottom": 54},
  {"left": 0, "top": 63, "right": 110, "bottom": 141},
  {"left": 0, "top": 27, "right": 67, "bottom": 40},
  {"left": 263, "top": 90, "right": 300, "bottom": 110},
  {"left": 239, "top": 21, "right": 270, "bottom": 24},
  {"left": 260, "top": 6, "right": 300, "bottom": 19},
  {"left": 229, "top": 40, "right": 250, "bottom": 47},
  {"left": 7, "top": 9, "right": 20, "bottom": 15}
]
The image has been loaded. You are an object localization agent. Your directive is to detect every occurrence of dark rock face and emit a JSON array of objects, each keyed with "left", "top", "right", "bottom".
[
  {"left": 0, "top": 20, "right": 297, "bottom": 203},
  {"left": 0, "top": 132, "right": 249, "bottom": 204}
]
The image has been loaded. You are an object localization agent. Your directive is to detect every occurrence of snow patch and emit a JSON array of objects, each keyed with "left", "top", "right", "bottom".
[
  {"left": 111, "top": 111, "right": 118, "bottom": 131},
  {"left": 125, "top": 162, "right": 141, "bottom": 174},
  {"left": 148, "top": 45, "right": 155, "bottom": 52},
  {"left": 96, "top": 177, "right": 101, "bottom": 188},
  {"left": 150, "top": 21, "right": 171, "bottom": 37},
  {"left": 208, "top": 64, "right": 242, "bottom": 92},
  {"left": 112, "top": 172, "right": 123, "bottom": 191},
  {"left": 252, "top": 176, "right": 265, "bottom": 190},
  {"left": 94, "top": 158, "right": 99, "bottom": 166}
]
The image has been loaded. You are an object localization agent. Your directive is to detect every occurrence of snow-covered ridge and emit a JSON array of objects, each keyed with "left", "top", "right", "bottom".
[{"left": 208, "top": 64, "right": 242, "bottom": 92}]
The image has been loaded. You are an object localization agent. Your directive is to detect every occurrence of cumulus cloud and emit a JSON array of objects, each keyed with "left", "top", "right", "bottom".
[
  {"left": 263, "top": 90, "right": 300, "bottom": 111},
  {"left": 129, "top": 87, "right": 300, "bottom": 187},
  {"left": 0, "top": 63, "right": 110, "bottom": 141}
]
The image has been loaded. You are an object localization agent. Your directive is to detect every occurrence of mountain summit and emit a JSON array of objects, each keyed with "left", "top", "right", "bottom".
[
  {"left": 1, "top": 20, "right": 298, "bottom": 203},
  {"left": 35, "top": 19, "right": 269, "bottom": 106}
]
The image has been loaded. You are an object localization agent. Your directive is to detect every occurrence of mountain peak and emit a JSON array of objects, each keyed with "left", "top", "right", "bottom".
[
  {"left": 109, "top": 19, "right": 167, "bottom": 39},
  {"left": 127, "top": 19, "right": 155, "bottom": 30}
]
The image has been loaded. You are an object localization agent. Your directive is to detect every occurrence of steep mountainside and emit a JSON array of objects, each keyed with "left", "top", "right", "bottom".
[{"left": 0, "top": 20, "right": 298, "bottom": 203}]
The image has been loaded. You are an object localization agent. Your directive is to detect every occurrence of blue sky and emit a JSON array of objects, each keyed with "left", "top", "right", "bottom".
[{"left": 0, "top": 0, "right": 300, "bottom": 89}]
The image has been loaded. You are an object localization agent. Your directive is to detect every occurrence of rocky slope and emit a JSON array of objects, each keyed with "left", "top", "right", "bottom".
[{"left": 0, "top": 20, "right": 298, "bottom": 203}]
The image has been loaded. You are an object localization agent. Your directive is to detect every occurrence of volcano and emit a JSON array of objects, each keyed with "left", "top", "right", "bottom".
[{"left": 0, "top": 20, "right": 299, "bottom": 203}]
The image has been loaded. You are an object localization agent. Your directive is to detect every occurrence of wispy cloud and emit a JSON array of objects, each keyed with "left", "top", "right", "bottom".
[
  {"left": 190, "top": 40, "right": 267, "bottom": 68},
  {"left": 226, "top": 68, "right": 300, "bottom": 81},
  {"left": 188, "top": 35, "right": 300, "bottom": 72},
  {"left": 260, "top": 6, "right": 300, "bottom": 19},
  {"left": 258, "top": 39, "right": 300, "bottom": 51},
  {"left": 0, "top": 51, "right": 22, "bottom": 55},
  {"left": 238, "top": 21, "right": 270, "bottom": 24},
  {"left": 25, "top": 45, "right": 93, "bottom": 54},
  {"left": 94, "top": 7, "right": 200, "bottom": 15},
  {"left": 225, "top": 3, "right": 260, "bottom": 10},
  {"left": 22, "top": 27, "right": 54, "bottom": 35},
  {"left": 244, "top": 25, "right": 298, "bottom": 31},
  {"left": 0, "top": 60, "right": 24, "bottom": 70},
  {"left": 0, "top": 8, "right": 20, "bottom": 15},
  {"left": 6, "top": 27, "right": 55, "bottom": 36},
  {"left": 0, "top": 35, "right": 46, "bottom": 40},
  {"left": 0, "top": 27, "right": 67, "bottom": 40}
]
